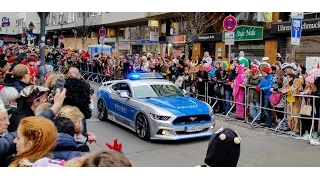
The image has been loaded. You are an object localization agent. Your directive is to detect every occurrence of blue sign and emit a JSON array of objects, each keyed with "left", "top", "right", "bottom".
[
  {"left": 291, "top": 18, "right": 302, "bottom": 38},
  {"left": 136, "top": 40, "right": 158, "bottom": 44},
  {"left": 1, "top": 17, "right": 10, "bottom": 27},
  {"left": 291, "top": 17, "right": 302, "bottom": 45}
]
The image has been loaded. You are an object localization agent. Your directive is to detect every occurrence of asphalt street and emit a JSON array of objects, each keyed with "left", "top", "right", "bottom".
[{"left": 88, "top": 82, "right": 320, "bottom": 167}]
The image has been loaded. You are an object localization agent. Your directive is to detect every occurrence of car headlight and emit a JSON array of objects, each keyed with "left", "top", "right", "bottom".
[{"left": 150, "top": 113, "right": 170, "bottom": 121}]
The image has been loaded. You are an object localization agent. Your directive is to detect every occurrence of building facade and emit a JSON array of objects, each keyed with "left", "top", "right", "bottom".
[
  {"left": 192, "top": 12, "right": 280, "bottom": 64},
  {"left": 45, "top": 12, "right": 170, "bottom": 53},
  {"left": 271, "top": 12, "right": 320, "bottom": 65}
]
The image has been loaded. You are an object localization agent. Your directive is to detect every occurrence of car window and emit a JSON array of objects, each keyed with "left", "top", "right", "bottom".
[
  {"left": 119, "top": 83, "right": 132, "bottom": 97},
  {"left": 112, "top": 83, "right": 119, "bottom": 91}
]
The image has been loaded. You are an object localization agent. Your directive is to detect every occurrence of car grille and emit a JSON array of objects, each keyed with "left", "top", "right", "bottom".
[{"left": 172, "top": 115, "right": 211, "bottom": 125}]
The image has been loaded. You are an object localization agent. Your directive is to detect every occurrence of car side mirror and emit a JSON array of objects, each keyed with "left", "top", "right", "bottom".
[
  {"left": 119, "top": 91, "right": 130, "bottom": 98},
  {"left": 182, "top": 89, "right": 188, "bottom": 95}
]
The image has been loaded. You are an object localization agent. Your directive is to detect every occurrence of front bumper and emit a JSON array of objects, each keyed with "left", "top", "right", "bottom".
[{"left": 149, "top": 118, "right": 215, "bottom": 140}]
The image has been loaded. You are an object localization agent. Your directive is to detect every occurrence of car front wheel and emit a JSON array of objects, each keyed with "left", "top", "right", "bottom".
[
  {"left": 135, "top": 113, "right": 150, "bottom": 140},
  {"left": 97, "top": 99, "right": 108, "bottom": 121}
]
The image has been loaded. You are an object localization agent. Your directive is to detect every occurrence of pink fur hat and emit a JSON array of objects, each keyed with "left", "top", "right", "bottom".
[
  {"left": 305, "top": 75, "right": 315, "bottom": 84},
  {"left": 309, "top": 69, "right": 318, "bottom": 77}
]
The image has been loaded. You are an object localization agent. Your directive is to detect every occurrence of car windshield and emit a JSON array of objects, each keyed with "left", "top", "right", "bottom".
[{"left": 133, "top": 84, "right": 184, "bottom": 99}]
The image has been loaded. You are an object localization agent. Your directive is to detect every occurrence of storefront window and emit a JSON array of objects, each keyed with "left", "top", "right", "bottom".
[
  {"left": 229, "top": 41, "right": 265, "bottom": 61},
  {"left": 146, "top": 45, "right": 157, "bottom": 54}
]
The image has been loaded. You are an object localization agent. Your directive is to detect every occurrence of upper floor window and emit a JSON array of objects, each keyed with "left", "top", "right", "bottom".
[
  {"left": 67, "top": 12, "right": 74, "bottom": 23},
  {"left": 301, "top": 12, "right": 320, "bottom": 19},
  {"left": 89, "top": 12, "right": 101, "bottom": 16},
  {"left": 52, "top": 12, "right": 59, "bottom": 25}
]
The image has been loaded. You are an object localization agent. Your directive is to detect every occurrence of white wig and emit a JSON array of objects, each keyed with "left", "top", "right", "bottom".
[{"left": 0, "top": 87, "right": 19, "bottom": 105}]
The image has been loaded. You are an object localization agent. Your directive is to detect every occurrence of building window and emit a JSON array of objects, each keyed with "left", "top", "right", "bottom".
[
  {"left": 78, "top": 12, "right": 89, "bottom": 18},
  {"left": 51, "top": 12, "right": 58, "bottom": 25},
  {"left": 288, "top": 12, "right": 320, "bottom": 20},
  {"left": 89, "top": 12, "right": 101, "bottom": 16},
  {"left": 59, "top": 12, "right": 63, "bottom": 23},
  {"left": 302, "top": 12, "right": 320, "bottom": 19},
  {"left": 46, "top": 16, "right": 50, "bottom": 26},
  {"left": 67, "top": 12, "right": 74, "bottom": 23}
]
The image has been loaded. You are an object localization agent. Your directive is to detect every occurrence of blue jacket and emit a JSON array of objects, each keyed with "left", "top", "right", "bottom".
[
  {"left": 52, "top": 133, "right": 84, "bottom": 161},
  {"left": 0, "top": 132, "right": 17, "bottom": 167},
  {"left": 258, "top": 74, "right": 275, "bottom": 98}
]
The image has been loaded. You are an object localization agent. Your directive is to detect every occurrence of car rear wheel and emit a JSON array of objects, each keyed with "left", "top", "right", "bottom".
[
  {"left": 135, "top": 113, "right": 150, "bottom": 140},
  {"left": 97, "top": 99, "right": 108, "bottom": 121}
]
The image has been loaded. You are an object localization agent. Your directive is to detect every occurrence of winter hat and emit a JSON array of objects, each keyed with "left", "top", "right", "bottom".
[
  {"left": 206, "top": 65, "right": 213, "bottom": 72},
  {"left": 204, "top": 127, "right": 241, "bottom": 167},
  {"left": 239, "top": 58, "right": 249, "bottom": 68},
  {"left": 305, "top": 75, "right": 315, "bottom": 84},
  {"left": 251, "top": 65, "right": 259, "bottom": 73},
  {"left": 8, "top": 56, "right": 18, "bottom": 63},
  {"left": 281, "top": 63, "right": 297, "bottom": 70},
  {"left": 262, "top": 66, "right": 271, "bottom": 74},
  {"left": 32, "top": 157, "right": 64, "bottom": 167},
  {"left": 262, "top": 57, "right": 269, "bottom": 62},
  {"left": 28, "top": 55, "right": 37, "bottom": 62},
  {"left": 259, "top": 62, "right": 271, "bottom": 68},
  {"left": 308, "top": 69, "right": 318, "bottom": 77}
]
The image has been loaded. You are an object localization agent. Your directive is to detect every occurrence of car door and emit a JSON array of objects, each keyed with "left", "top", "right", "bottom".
[
  {"left": 107, "top": 83, "right": 120, "bottom": 114},
  {"left": 113, "top": 83, "right": 139, "bottom": 124}
]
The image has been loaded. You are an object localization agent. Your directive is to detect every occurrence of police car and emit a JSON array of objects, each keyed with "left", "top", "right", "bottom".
[{"left": 97, "top": 73, "right": 215, "bottom": 140}]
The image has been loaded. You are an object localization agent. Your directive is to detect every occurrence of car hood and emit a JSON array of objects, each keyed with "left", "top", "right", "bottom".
[{"left": 138, "top": 96, "right": 210, "bottom": 116}]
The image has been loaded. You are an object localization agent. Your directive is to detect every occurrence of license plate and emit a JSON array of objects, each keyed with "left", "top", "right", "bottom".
[{"left": 185, "top": 126, "right": 204, "bottom": 132}]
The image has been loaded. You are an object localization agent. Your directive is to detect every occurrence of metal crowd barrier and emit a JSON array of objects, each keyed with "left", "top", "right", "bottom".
[
  {"left": 53, "top": 63, "right": 120, "bottom": 85},
  {"left": 186, "top": 80, "right": 320, "bottom": 141}
]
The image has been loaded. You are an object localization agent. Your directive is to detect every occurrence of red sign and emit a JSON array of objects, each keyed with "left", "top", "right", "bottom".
[
  {"left": 47, "top": 38, "right": 51, "bottom": 43},
  {"left": 172, "top": 35, "right": 186, "bottom": 44},
  {"left": 99, "top": 27, "right": 106, "bottom": 37},
  {"left": 223, "top": 15, "right": 237, "bottom": 32},
  {"left": 59, "top": 35, "right": 64, "bottom": 41}
]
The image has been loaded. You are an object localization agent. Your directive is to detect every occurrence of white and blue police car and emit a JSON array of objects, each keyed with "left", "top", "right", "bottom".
[{"left": 97, "top": 73, "right": 215, "bottom": 140}]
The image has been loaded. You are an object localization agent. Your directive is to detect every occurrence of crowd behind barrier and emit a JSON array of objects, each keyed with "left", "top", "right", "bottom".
[
  {"left": 54, "top": 63, "right": 320, "bottom": 143},
  {"left": 53, "top": 62, "right": 118, "bottom": 85}
]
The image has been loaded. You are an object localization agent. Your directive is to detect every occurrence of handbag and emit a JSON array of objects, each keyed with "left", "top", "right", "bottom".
[
  {"left": 269, "top": 92, "right": 281, "bottom": 105},
  {"left": 299, "top": 98, "right": 312, "bottom": 116}
]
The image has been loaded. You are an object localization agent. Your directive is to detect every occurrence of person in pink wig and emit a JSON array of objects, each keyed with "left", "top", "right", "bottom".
[{"left": 232, "top": 65, "right": 246, "bottom": 120}]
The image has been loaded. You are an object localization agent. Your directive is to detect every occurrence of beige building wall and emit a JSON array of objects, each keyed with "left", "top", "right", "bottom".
[{"left": 61, "top": 37, "right": 98, "bottom": 50}]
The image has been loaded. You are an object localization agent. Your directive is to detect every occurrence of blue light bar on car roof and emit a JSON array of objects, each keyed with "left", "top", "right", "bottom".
[{"left": 128, "top": 73, "right": 164, "bottom": 80}]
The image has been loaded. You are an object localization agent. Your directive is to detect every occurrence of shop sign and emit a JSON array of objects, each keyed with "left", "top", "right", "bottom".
[
  {"left": 223, "top": 25, "right": 264, "bottom": 41},
  {"left": 148, "top": 20, "right": 159, "bottom": 27},
  {"left": 119, "top": 43, "right": 130, "bottom": 50},
  {"left": 238, "top": 43, "right": 265, "bottom": 50},
  {"left": 150, "top": 32, "right": 159, "bottom": 41},
  {"left": 169, "top": 35, "right": 186, "bottom": 44},
  {"left": 104, "top": 37, "right": 116, "bottom": 43},
  {"left": 271, "top": 19, "right": 320, "bottom": 33}
]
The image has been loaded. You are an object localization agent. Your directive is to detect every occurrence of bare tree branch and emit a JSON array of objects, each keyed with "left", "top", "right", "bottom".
[
  {"left": 74, "top": 12, "right": 97, "bottom": 49},
  {"left": 173, "top": 12, "right": 225, "bottom": 58}
]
